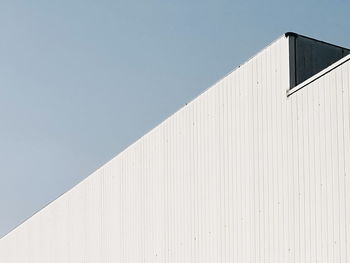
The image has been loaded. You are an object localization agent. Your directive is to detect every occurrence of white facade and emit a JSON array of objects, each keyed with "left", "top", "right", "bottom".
[{"left": 1, "top": 33, "right": 350, "bottom": 263}]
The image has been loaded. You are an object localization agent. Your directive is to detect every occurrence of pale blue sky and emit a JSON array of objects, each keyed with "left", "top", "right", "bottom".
[{"left": 1, "top": 0, "right": 350, "bottom": 238}]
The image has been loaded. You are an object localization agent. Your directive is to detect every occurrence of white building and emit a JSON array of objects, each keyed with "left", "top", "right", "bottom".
[{"left": 1, "top": 32, "right": 350, "bottom": 263}]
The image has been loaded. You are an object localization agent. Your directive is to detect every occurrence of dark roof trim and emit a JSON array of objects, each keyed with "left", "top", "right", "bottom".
[
  {"left": 285, "top": 32, "right": 298, "bottom": 38},
  {"left": 285, "top": 32, "right": 350, "bottom": 52}
]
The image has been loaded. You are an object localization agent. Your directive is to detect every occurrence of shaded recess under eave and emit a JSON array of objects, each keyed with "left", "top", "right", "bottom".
[{"left": 286, "top": 32, "right": 350, "bottom": 88}]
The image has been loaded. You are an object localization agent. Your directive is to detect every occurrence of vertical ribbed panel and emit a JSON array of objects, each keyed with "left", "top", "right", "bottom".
[
  {"left": 288, "top": 60, "right": 350, "bottom": 263},
  {"left": 1, "top": 35, "right": 350, "bottom": 263}
]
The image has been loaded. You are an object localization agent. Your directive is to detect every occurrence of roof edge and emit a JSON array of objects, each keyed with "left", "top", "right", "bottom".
[{"left": 284, "top": 31, "right": 350, "bottom": 51}]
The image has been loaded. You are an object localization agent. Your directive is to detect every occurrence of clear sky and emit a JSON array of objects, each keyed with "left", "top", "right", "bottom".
[{"left": 1, "top": 0, "right": 350, "bottom": 238}]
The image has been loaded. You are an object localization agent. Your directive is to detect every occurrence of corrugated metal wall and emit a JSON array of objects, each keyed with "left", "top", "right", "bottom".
[
  {"left": 287, "top": 58, "right": 350, "bottom": 263},
  {"left": 0, "top": 35, "right": 349, "bottom": 263}
]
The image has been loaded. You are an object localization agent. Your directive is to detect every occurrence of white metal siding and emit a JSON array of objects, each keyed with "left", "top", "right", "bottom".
[
  {"left": 1, "top": 35, "right": 349, "bottom": 263},
  {"left": 287, "top": 60, "right": 350, "bottom": 263}
]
